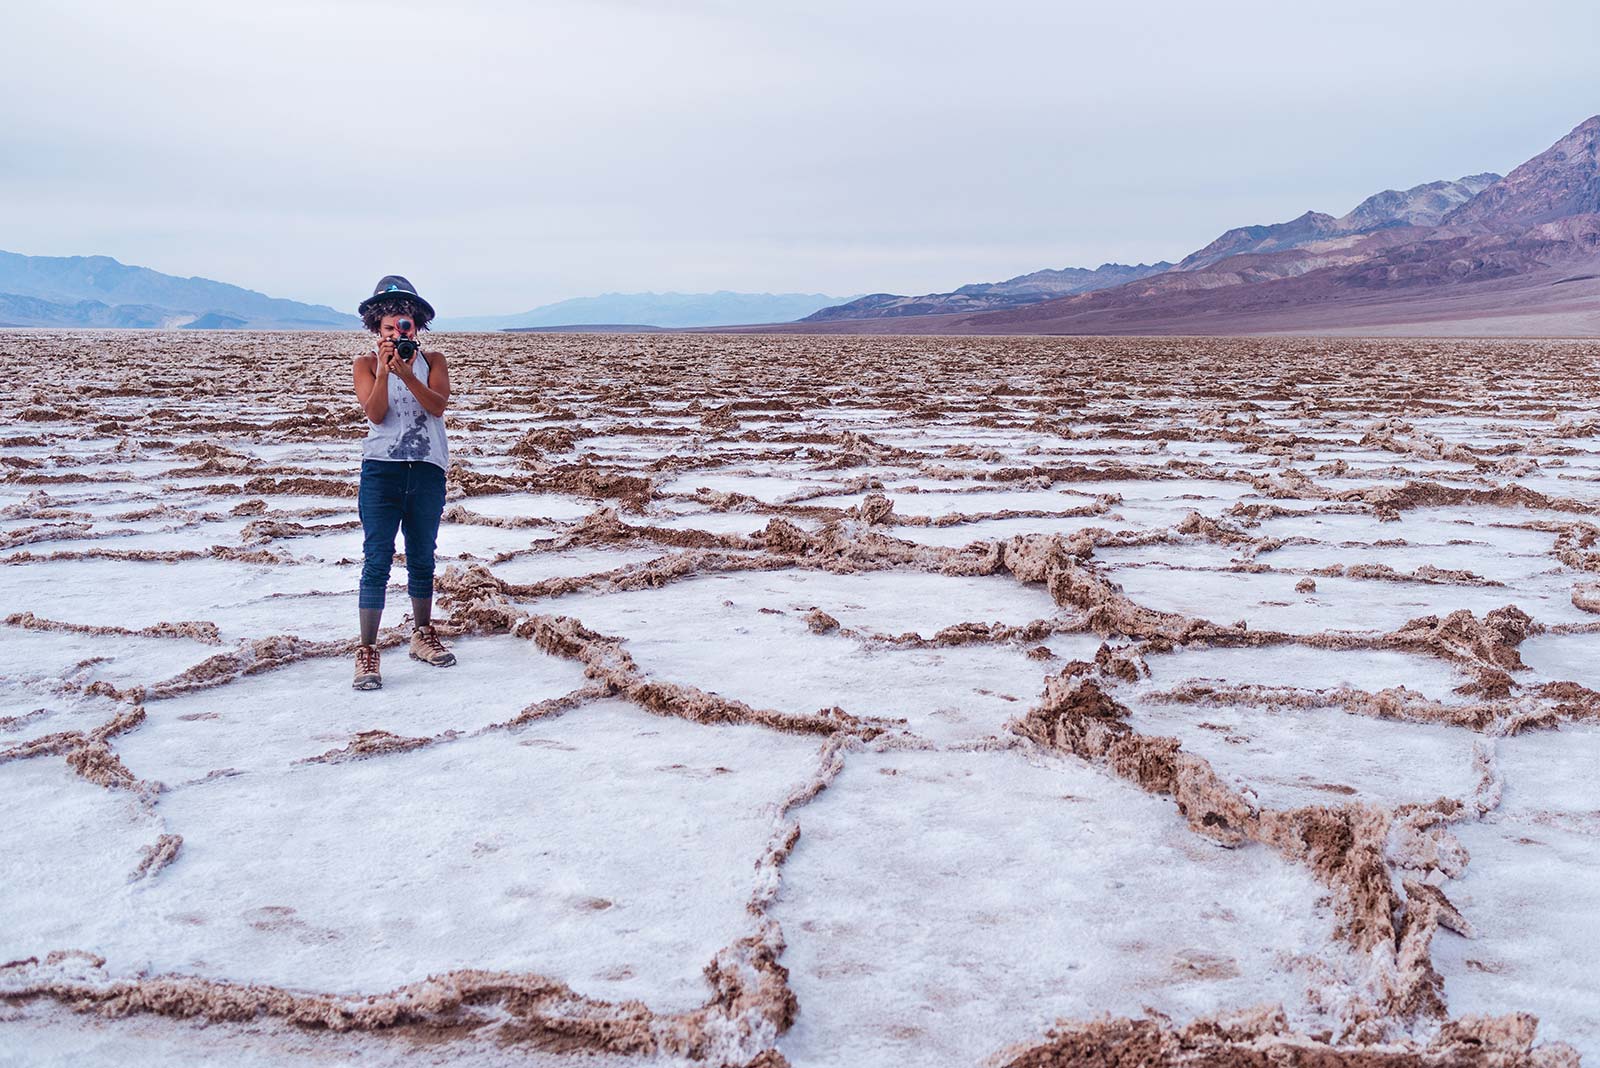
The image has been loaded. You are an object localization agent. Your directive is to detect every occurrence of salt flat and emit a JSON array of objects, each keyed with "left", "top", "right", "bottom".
[{"left": 2, "top": 332, "right": 1597, "bottom": 1067}]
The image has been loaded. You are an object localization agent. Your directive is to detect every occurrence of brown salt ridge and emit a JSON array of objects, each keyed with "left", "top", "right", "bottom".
[
  {"left": 237, "top": 518, "right": 361, "bottom": 544},
  {"left": 1572, "top": 581, "right": 1600, "bottom": 613},
  {"left": 1, "top": 545, "right": 296, "bottom": 566},
  {"left": 850, "top": 491, "right": 1113, "bottom": 529},
  {"left": 1304, "top": 562, "right": 1506, "bottom": 587},
  {"left": 1145, "top": 683, "right": 1534, "bottom": 733},
  {"left": 128, "top": 834, "right": 183, "bottom": 882},
  {"left": 5, "top": 611, "right": 224, "bottom": 645},
  {"left": 0, "top": 522, "right": 96, "bottom": 549},
  {"left": 296, "top": 730, "right": 435, "bottom": 765},
  {"left": 0, "top": 706, "right": 160, "bottom": 800},
  {"left": 0, "top": 955, "right": 730, "bottom": 1058},
  {"left": 517, "top": 614, "right": 889, "bottom": 739},
  {"left": 997, "top": 1006, "right": 1578, "bottom": 1067},
  {"left": 139, "top": 633, "right": 413, "bottom": 701}
]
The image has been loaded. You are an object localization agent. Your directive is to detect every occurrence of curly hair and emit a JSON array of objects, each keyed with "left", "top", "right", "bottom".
[{"left": 361, "top": 295, "right": 433, "bottom": 333}]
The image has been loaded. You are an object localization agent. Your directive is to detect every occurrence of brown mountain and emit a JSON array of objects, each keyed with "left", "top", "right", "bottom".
[
  {"left": 1173, "top": 174, "right": 1501, "bottom": 272},
  {"left": 800, "top": 261, "right": 1172, "bottom": 322},
  {"left": 1442, "top": 117, "right": 1600, "bottom": 229},
  {"left": 759, "top": 116, "right": 1600, "bottom": 336},
  {"left": 1338, "top": 173, "right": 1500, "bottom": 231}
]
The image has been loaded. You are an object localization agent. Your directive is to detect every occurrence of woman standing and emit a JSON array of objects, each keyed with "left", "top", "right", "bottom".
[{"left": 350, "top": 275, "right": 457, "bottom": 690}]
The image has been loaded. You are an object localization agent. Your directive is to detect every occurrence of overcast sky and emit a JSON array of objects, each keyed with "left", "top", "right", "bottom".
[{"left": 4, "top": 0, "right": 1597, "bottom": 315}]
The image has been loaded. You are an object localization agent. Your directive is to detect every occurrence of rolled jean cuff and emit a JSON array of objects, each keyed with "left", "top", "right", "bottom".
[
  {"left": 406, "top": 570, "right": 434, "bottom": 600},
  {"left": 358, "top": 582, "right": 388, "bottom": 611}
]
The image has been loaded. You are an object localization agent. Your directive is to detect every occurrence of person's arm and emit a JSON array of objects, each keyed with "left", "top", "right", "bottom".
[
  {"left": 393, "top": 349, "right": 451, "bottom": 418},
  {"left": 353, "top": 347, "right": 391, "bottom": 424}
]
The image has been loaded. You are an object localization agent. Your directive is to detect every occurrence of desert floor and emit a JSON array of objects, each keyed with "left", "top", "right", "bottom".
[{"left": 2, "top": 332, "right": 1596, "bottom": 1067}]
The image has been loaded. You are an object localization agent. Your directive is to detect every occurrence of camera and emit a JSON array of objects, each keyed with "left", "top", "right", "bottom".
[{"left": 394, "top": 318, "right": 418, "bottom": 360}]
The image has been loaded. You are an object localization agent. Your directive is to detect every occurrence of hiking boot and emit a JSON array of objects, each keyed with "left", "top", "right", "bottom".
[
  {"left": 353, "top": 645, "right": 382, "bottom": 690},
  {"left": 409, "top": 625, "right": 457, "bottom": 667}
]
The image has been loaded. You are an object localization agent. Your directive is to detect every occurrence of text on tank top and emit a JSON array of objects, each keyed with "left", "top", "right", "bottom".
[{"left": 361, "top": 349, "right": 450, "bottom": 469}]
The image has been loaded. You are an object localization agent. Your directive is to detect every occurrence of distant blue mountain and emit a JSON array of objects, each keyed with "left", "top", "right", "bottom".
[
  {"left": 0, "top": 250, "right": 357, "bottom": 329},
  {"left": 437, "top": 290, "right": 853, "bottom": 331}
]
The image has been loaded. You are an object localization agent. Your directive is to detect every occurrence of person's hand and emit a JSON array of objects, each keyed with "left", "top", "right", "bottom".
[
  {"left": 387, "top": 345, "right": 416, "bottom": 380},
  {"left": 379, "top": 339, "right": 416, "bottom": 379}
]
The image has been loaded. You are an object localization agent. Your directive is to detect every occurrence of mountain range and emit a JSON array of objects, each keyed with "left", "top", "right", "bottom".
[
  {"left": 0, "top": 252, "right": 355, "bottom": 329},
  {"left": 7, "top": 115, "right": 1597, "bottom": 336},
  {"left": 435, "top": 291, "right": 850, "bottom": 331},
  {"left": 801, "top": 262, "right": 1174, "bottom": 322},
  {"left": 0, "top": 254, "right": 844, "bottom": 332},
  {"left": 775, "top": 116, "right": 1600, "bottom": 335}
]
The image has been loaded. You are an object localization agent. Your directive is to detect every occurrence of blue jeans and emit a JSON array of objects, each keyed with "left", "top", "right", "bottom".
[{"left": 358, "top": 459, "right": 446, "bottom": 611}]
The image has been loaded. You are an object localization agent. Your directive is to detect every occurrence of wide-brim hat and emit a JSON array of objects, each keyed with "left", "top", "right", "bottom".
[{"left": 358, "top": 275, "right": 436, "bottom": 321}]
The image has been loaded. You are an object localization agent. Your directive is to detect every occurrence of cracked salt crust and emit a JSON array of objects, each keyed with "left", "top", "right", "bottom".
[
  {"left": 0, "top": 623, "right": 220, "bottom": 690},
  {"left": 1139, "top": 645, "right": 1473, "bottom": 700},
  {"left": 114, "top": 635, "right": 592, "bottom": 783},
  {"left": 1122, "top": 693, "right": 1481, "bottom": 810},
  {"left": 5, "top": 333, "right": 1599, "bottom": 1065},
  {"left": 1110, "top": 567, "right": 1591, "bottom": 632},
  {"left": 10, "top": 700, "right": 821, "bottom": 1011},
  {"left": 550, "top": 569, "right": 1063, "bottom": 640},
  {"left": 773, "top": 747, "right": 1344, "bottom": 1066}
]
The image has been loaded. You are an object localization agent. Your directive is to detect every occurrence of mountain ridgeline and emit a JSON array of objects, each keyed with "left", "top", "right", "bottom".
[
  {"left": 800, "top": 173, "right": 1506, "bottom": 322},
  {"left": 783, "top": 114, "right": 1600, "bottom": 334},
  {"left": 0, "top": 252, "right": 355, "bottom": 330},
  {"left": 7, "top": 114, "right": 1598, "bottom": 335},
  {"left": 435, "top": 291, "right": 851, "bottom": 331},
  {"left": 801, "top": 262, "right": 1173, "bottom": 322}
]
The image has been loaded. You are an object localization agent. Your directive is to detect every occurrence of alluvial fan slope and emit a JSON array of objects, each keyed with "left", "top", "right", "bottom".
[{"left": 2, "top": 330, "right": 1597, "bottom": 1067}]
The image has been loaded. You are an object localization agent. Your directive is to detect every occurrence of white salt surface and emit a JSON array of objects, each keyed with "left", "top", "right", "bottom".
[
  {"left": 0, "top": 623, "right": 220, "bottom": 690},
  {"left": 5, "top": 700, "right": 824, "bottom": 1011},
  {"left": 3, "top": 557, "right": 353, "bottom": 624},
  {"left": 1518, "top": 634, "right": 1600, "bottom": 690},
  {"left": 1110, "top": 567, "right": 1590, "bottom": 632},
  {"left": 773, "top": 748, "right": 1342, "bottom": 1067},
  {"left": 659, "top": 471, "right": 838, "bottom": 503},
  {"left": 540, "top": 575, "right": 1079, "bottom": 741},
  {"left": 550, "top": 569, "right": 1063, "bottom": 639},
  {"left": 0, "top": 760, "right": 161, "bottom": 945},
  {"left": 116, "top": 635, "right": 592, "bottom": 783},
  {"left": 0, "top": 680, "right": 125, "bottom": 737},
  {"left": 886, "top": 514, "right": 1110, "bottom": 547},
  {"left": 1122, "top": 697, "right": 1480, "bottom": 810},
  {"left": 1260, "top": 541, "right": 1562, "bottom": 585},
  {"left": 452, "top": 492, "right": 596, "bottom": 522},
  {"left": 1433, "top": 726, "right": 1600, "bottom": 1061},
  {"left": 1139, "top": 645, "right": 1472, "bottom": 701},
  {"left": 1251, "top": 510, "right": 1560, "bottom": 555}
]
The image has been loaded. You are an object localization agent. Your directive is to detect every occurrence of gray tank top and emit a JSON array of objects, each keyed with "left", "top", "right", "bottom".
[{"left": 361, "top": 350, "right": 449, "bottom": 470}]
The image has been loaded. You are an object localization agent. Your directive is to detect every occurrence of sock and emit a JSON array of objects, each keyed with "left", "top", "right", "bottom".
[{"left": 359, "top": 608, "right": 383, "bottom": 647}]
